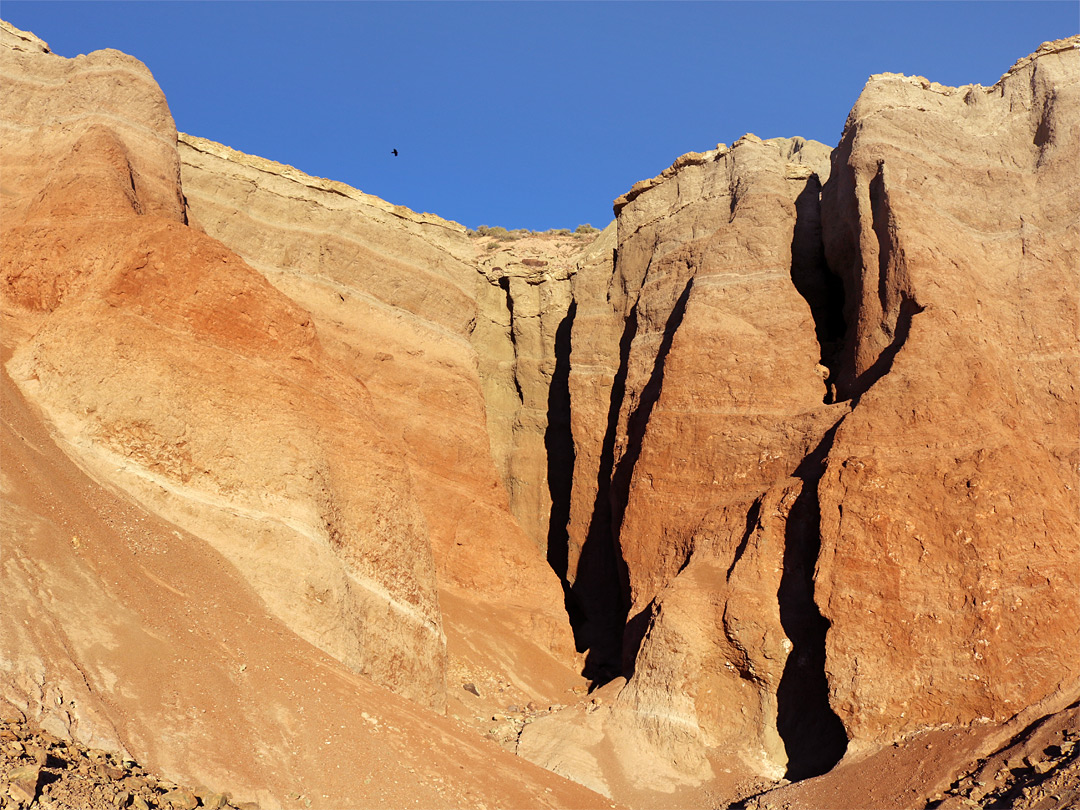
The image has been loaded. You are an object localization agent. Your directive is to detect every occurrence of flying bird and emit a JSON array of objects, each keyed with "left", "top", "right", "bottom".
[{"left": 392, "top": 149, "right": 398, "bottom": 156}]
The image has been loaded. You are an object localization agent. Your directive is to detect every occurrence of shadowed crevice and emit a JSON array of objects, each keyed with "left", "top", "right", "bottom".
[
  {"left": 870, "top": 161, "right": 893, "bottom": 322},
  {"left": 571, "top": 303, "right": 637, "bottom": 684},
  {"left": 545, "top": 302, "right": 582, "bottom": 627},
  {"left": 790, "top": 175, "right": 847, "bottom": 404},
  {"left": 776, "top": 420, "right": 849, "bottom": 781},
  {"left": 727, "top": 498, "right": 763, "bottom": 579},
  {"left": 850, "top": 293, "right": 924, "bottom": 401},
  {"left": 497, "top": 277, "right": 525, "bottom": 404}
]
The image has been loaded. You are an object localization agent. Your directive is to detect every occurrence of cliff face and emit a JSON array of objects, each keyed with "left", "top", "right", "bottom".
[
  {"left": 522, "top": 36, "right": 1080, "bottom": 801},
  {"left": 1, "top": 20, "right": 447, "bottom": 711},
  {"left": 815, "top": 37, "right": 1080, "bottom": 748},
  {"left": 0, "top": 19, "right": 597, "bottom": 805},
  {"left": 520, "top": 135, "right": 851, "bottom": 795},
  {"left": 2, "top": 17, "right": 1078, "bottom": 810},
  {"left": 174, "top": 135, "right": 581, "bottom": 679}
]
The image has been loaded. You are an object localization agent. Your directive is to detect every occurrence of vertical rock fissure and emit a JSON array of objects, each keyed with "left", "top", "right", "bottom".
[
  {"left": 570, "top": 304, "right": 637, "bottom": 682},
  {"left": 848, "top": 292, "right": 924, "bottom": 401},
  {"left": 777, "top": 176, "right": 850, "bottom": 778},
  {"left": 498, "top": 276, "right": 525, "bottom": 404},
  {"left": 790, "top": 174, "right": 847, "bottom": 403},
  {"left": 545, "top": 301, "right": 579, "bottom": 620},
  {"left": 775, "top": 419, "right": 849, "bottom": 780}
]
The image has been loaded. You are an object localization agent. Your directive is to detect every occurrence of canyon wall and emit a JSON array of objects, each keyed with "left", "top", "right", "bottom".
[
  {"left": 174, "top": 134, "right": 581, "bottom": 681},
  {"left": 1, "top": 19, "right": 447, "bottom": 711},
  {"left": 0, "top": 20, "right": 599, "bottom": 805},
  {"left": 815, "top": 37, "right": 1080, "bottom": 749},
  {"left": 2, "top": 16, "right": 1078, "bottom": 809},
  {"left": 522, "top": 35, "right": 1080, "bottom": 801}
]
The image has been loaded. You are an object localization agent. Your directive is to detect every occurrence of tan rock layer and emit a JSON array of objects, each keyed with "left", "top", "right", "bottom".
[
  {"left": 174, "top": 130, "right": 579, "bottom": 680},
  {"left": 816, "top": 34, "right": 1080, "bottom": 747}
]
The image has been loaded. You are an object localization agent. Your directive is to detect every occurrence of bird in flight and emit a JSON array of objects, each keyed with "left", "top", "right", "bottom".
[{"left": 392, "top": 149, "right": 398, "bottom": 156}]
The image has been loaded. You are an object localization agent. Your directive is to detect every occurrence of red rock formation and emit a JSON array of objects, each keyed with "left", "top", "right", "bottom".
[
  {"left": 3, "top": 14, "right": 1078, "bottom": 809},
  {"left": 174, "top": 134, "right": 580, "bottom": 695},
  {"left": 527, "top": 135, "right": 849, "bottom": 791},
  {"left": 0, "top": 18, "right": 606, "bottom": 808},
  {"left": 1, "top": 21, "right": 446, "bottom": 709},
  {"left": 526, "top": 36, "right": 1079, "bottom": 803},
  {"left": 816, "top": 36, "right": 1080, "bottom": 750}
]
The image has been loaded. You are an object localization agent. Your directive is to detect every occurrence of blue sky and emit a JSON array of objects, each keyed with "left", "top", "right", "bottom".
[{"left": 4, "top": 2, "right": 1076, "bottom": 231}]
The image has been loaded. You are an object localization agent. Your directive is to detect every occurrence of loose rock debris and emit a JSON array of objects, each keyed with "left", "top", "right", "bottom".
[{"left": 1, "top": 718, "right": 255, "bottom": 810}]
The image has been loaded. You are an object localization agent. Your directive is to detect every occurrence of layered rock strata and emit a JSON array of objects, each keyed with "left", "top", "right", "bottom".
[
  {"left": 815, "top": 35, "right": 1080, "bottom": 749},
  {"left": 3, "top": 16, "right": 1079, "bottom": 810},
  {"left": 175, "top": 136, "right": 578, "bottom": 666},
  {"left": 1, "top": 20, "right": 446, "bottom": 709},
  {"left": 524, "top": 36, "right": 1080, "bottom": 802},
  {"left": 523, "top": 135, "right": 849, "bottom": 792}
]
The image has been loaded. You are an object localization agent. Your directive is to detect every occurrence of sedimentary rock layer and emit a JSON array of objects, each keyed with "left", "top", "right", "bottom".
[
  {"left": 3, "top": 15, "right": 1079, "bottom": 809},
  {"left": 1, "top": 20, "right": 446, "bottom": 709},
  {"left": 528, "top": 135, "right": 849, "bottom": 789},
  {"left": 175, "top": 134, "right": 580, "bottom": 679},
  {"left": 815, "top": 36, "right": 1080, "bottom": 749},
  {"left": 526, "top": 36, "right": 1080, "bottom": 802}
]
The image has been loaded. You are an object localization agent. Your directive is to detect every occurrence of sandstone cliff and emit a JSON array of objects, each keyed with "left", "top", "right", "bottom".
[
  {"left": 816, "top": 36, "right": 1080, "bottom": 749},
  {"left": 1, "top": 19, "right": 448, "bottom": 711},
  {"left": 520, "top": 35, "right": 1079, "bottom": 804},
  {"left": 2, "top": 17, "right": 1078, "bottom": 810},
  {"left": 174, "top": 133, "right": 582, "bottom": 689},
  {"left": 0, "top": 19, "right": 604, "bottom": 808}
]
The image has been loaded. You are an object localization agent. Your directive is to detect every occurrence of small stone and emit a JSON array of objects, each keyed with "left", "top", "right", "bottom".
[
  {"left": 506, "top": 705, "right": 519, "bottom": 713},
  {"left": 1033, "top": 760, "right": 1053, "bottom": 774},
  {"left": 462, "top": 683, "right": 480, "bottom": 697},
  {"left": 132, "top": 796, "right": 150, "bottom": 810},
  {"left": 526, "top": 701, "right": 537, "bottom": 711},
  {"left": 122, "top": 777, "right": 147, "bottom": 792},
  {"left": 7, "top": 765, "right": 41, "bottom": 804},
  {"left": 98, "top": 763, "right": 125, "bottom": 780},
  {"left": 204, "top": 794, "right": 229, "bottom": 810},
  {"left": 115, "top": 791, "right": 131, "bottom": 807},
  {"left": 161, "top": 788, "right": 199, "bottom": 809}
]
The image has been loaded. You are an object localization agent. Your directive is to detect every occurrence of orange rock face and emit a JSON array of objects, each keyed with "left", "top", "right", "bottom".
[
  {"left": 549, "top": 135, "right": 851, "bottom": 784},
  {"left": 3, "top": 15, "right": 1079, "bottom": 810},
  {"left": 815, "top": 37, "right": 1080, "bottom": 748},
  {"left": 1, "top": 22, "right": 446, "bottom": 710},
  {"left": 528, "top": 36, "right": 1079, "bottom": 800}
]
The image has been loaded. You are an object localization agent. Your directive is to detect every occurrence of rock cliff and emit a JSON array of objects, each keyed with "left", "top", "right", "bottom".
[
  {"left": 174, "top": 134, "right": 580, "bottom": 683},
  {"left": 816, "top": 36, "right": 1080, "bottom": 749},
  {"left": 520, "top": 35, "right": 1080, "bottom": 803},
  {"left": 2, "top": 17, "right": 1078, "bottom": 810}
]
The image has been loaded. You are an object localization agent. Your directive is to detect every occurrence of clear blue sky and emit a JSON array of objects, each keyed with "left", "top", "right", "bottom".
[{"left": 4, "top": 2, "right": 1076, "bottom": 231}]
